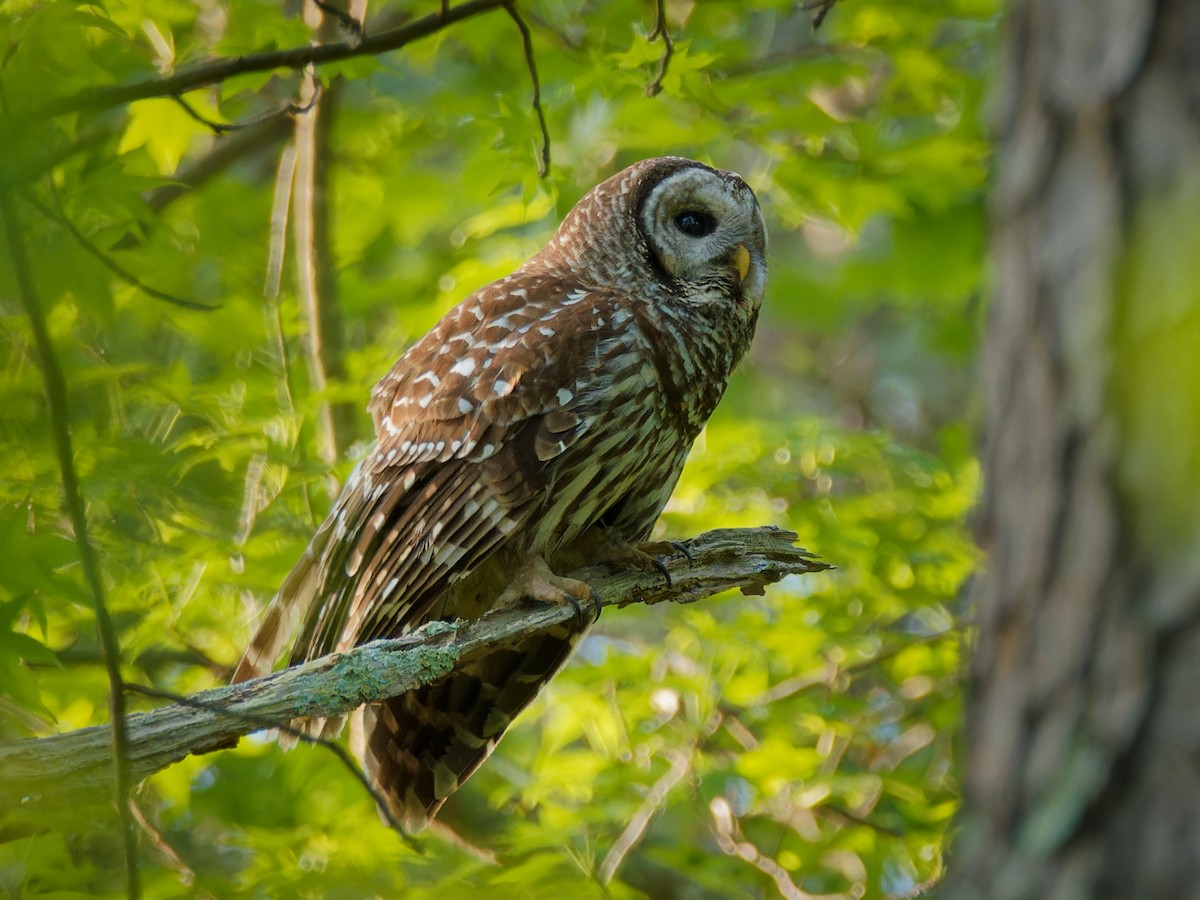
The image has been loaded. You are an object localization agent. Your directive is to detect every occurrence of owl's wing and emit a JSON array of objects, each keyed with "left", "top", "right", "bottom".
[{"left": 234, "top": 271, "right": 626, "bottom": 683}]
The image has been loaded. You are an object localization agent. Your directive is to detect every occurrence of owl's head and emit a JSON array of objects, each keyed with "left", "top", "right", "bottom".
[
  {"left": 635, "top": 158, "right": 767, "bottom": 310},
  {"left": 537, "top": 157, "right": 768, "bottom": 311}
]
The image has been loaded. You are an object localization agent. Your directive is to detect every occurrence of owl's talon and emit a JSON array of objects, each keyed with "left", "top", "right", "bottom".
[
  {"left": 564, "top": 593, "right": 599, "bottom": 628},
  {"left": 494, "top": 554, "right": 594, "bottom": 623},
  {"left": 628, "top": 539, "right": 690, "bottom": 581},
  {"left": 669, "top": 541, "right": 694, "bottom": 565}
]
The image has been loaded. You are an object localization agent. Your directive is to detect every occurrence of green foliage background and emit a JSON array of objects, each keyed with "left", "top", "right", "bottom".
[{"left": 0, "top": 1, "right": 994, "bottom": 896}]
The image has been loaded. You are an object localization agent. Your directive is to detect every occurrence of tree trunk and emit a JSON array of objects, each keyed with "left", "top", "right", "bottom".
[{"left": 948, "top": 1, "right": 1200, "bottom": 897}]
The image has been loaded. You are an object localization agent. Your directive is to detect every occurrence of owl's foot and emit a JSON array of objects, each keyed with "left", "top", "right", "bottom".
[
  {"left": 635, "top": 540, "right": 695, "bottom": 567},
  {"left": 584, "top": 535, "right": 689, "bottom": 586},
  {"left": 494, "top": 553, "right": 596, "bottom": 626}
]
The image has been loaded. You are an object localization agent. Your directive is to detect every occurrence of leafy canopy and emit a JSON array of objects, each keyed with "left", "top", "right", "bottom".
[{"left": 0, "top": 0, "right": 994, "bottom": 896}]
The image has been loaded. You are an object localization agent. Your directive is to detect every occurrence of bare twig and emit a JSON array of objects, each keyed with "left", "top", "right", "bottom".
[
  {"left": 171, "top": 94, "right": 238, "bottom": 134},
  {"left": 170, "top": 92, "right": 320, "bottom": 137},
  {"left": 265, "top": 141, "right": 299, "bottom": 299},
  {"left": 716, "top": 44, "right": 862, "bottom": 80},
  {"left": 25, "top": 188, "right": 217, "bottom": 311},
  {"left": 820, "top": 804, "right": 903, "bottom": 838},
  {"left": 504, "top": 3, "right": 551, "bottom": 177},
  {"left": 711, "top": 797, "right": 822, "bottom": 900},
  {"left": 124, "top": 683, "right": 420, "bottom": 850},
  {"left": 40, "top": 0, "right": 511, "bottom": 116},
  {"left": 599, "top": 748, "right": 694, "bottom": 884},
  {"left": 0, "top": 160, "right": 141, "bottom": 898},
  {"left": 292, "top": 70, "right": 352, "bottom": 488},
  {"left": 600, "top": 706, "right": 726, "bottom": 884},
  {"left": 646, "top": 0, "right": 674, "bottom": 97},
  {"left": 747, "top": 628, "right": 958, "bottom": 707},
  {"left": 291, "top": 70, "right": 338, "bottom": 480},
  {"left": 261, "top": 135, "right": 313, "bottom": 521},
  {"left": 0, "top": 527, "right": 828, "bottom": 833},
  {"left": 129, "top": 799, "right": 196, "bottom": 886},
  {"left": 312, "top": 0, "right": 365, "bottom": 40},
  {"left": 143, "top": 113, "right": 293, "bottom": 215}
]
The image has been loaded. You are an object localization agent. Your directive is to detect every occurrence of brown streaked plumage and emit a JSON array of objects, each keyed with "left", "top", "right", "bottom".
[{"left": 233, "top": 156, "right": 768, "bottom": 831}]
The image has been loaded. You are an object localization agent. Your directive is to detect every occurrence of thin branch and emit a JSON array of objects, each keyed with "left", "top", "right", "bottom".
[
  {"left": 25, "top": 188, "right": 217, "bottom": 311},
  {"left": 292, "top": 62, "right": 353, "bottom": 487},
  {"left": 0, "top": 527, "right": 828, "bottom": 833},
  {"left": 312, "top": 0, "right": 365, "bottom": 41},
  {"left": 144, "top": 113, "right": 293, "bottom": 215},
  {"left": 504, "top": 3, "right": 551, "bottom": 177},
  {"left": 124, "top": 683, "right": 420, "bottom": 850},
  {"left": 0, "top": 160, "right": 140, "bottom": 898},
  {"left": 170, "top": 92, "right": 321, "bottom": 137},
  {"left": 599, "top": 748, "right": 693, "bottom": 884},
  {"left": 171, "top": 94, "right": 238, "bottom": 134},
  {"left": 129, "top": 799, "right": 196, "bottom": 886},
  {"left": 292, "top": 71, "right": 340, "bottom": 482},
  {"left": 523, "top": 8, "right": 587, "bottom": 52},
  {"left": 600, "top": 707, "right": 725, "bottom": 884},
  {"left": 747, "top": 628, "right": 958, "bottom": 708},
  {"left": 646, "top": 0, "right": 674, "bottom": 97},
  {"left": 711, "top": 798, "right": 821, "bottom": 900},
  {"left": 261, "top": 136, "right": 315, "bottom": 522},
  {"left": 715, "top": 44, "right": 864, "bottom": 80},
  {"left": 40, "top": 0, "right": 511, "bottom": 116},
  {"left": 818, "top": 803, "right": 903, "bottom": 838},
  {"left": 265, "top": 140, "right": 299, "bottom": 300}
]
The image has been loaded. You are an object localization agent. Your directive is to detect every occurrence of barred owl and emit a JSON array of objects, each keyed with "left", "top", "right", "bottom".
[{"left": 234, "top": 157, "right": 768, "bottom": 831}]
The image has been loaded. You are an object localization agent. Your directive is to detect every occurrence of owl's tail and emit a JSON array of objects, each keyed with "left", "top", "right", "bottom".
[
  {"left": 231, "top": 548, "right": 321, "bottom": 686},
  {"left": 231, "top": 462, "right": 381, "bottom": 745},
  {"left": 232, "top": 533, "right": 358, "bottom": 749},
  {"left": 357, "top": 621, "right": 586, "bottom": 832}
]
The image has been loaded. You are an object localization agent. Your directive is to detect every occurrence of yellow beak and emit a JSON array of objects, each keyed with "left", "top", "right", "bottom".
[{"left": 733, "top": 243, "right": 751, "bottom": 283}]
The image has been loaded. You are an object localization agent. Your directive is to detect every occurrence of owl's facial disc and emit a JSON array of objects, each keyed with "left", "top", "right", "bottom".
[{"left": 639, "top": 164, "right": 767, "bottom": 308}]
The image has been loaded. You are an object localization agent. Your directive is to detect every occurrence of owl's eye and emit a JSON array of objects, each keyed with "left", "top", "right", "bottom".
[{"left": 674, "top": 210, "right": 717, "bottom": 237}]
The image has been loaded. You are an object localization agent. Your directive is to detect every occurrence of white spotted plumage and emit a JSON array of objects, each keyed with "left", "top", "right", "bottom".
[{"left": 234, "top": 157, "right": 767, "bottom": 832}]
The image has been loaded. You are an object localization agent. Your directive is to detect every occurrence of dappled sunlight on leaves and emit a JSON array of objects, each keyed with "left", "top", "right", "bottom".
[{"left": 1, "top": 0, "right": 994, "bottom": 895}]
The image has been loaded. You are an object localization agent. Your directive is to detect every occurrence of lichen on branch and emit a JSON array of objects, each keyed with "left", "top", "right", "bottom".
[{"left": 0, "top": 526, "right": 827, "bottom": 836}]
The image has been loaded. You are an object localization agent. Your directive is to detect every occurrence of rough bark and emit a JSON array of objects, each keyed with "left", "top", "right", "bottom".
[
  {"left": 947, "top": 1, "right": 1200, "bottom": 897},
  {"left": 0, "top": 527, "right": 826, "bottom": 836}
]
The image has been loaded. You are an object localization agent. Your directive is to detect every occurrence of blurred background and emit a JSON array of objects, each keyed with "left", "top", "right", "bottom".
[{"left": 0, "top": 0, "right": 996, "bottom": 896}]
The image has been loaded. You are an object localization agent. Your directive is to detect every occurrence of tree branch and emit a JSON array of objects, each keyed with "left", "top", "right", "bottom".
[
  {"left": 645, "top": 0, "right": 674, "bottom": 97},
  {"left": 599, "top": 745, "right": 695, "bottom": 884},
  {"left": 504, "top": 3, "right": 551, "bottom": 177},
  {"left": 24, "top": 188, "right": 217, "bottom": 311},
  {"left": 39, "top": 0, "right": 510, "bottom": 117},
  {"left": 0, "top": 527, "right": 827, "bottom": 832},
  {"left": 123, "top": 683, "right": 419, "bottom": 849},
  {"left": 293, "top": 70, "right": 353, "bottom": 489},
  {"left": 133, "top": 113, "right": 293, "bottom": 218}
]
